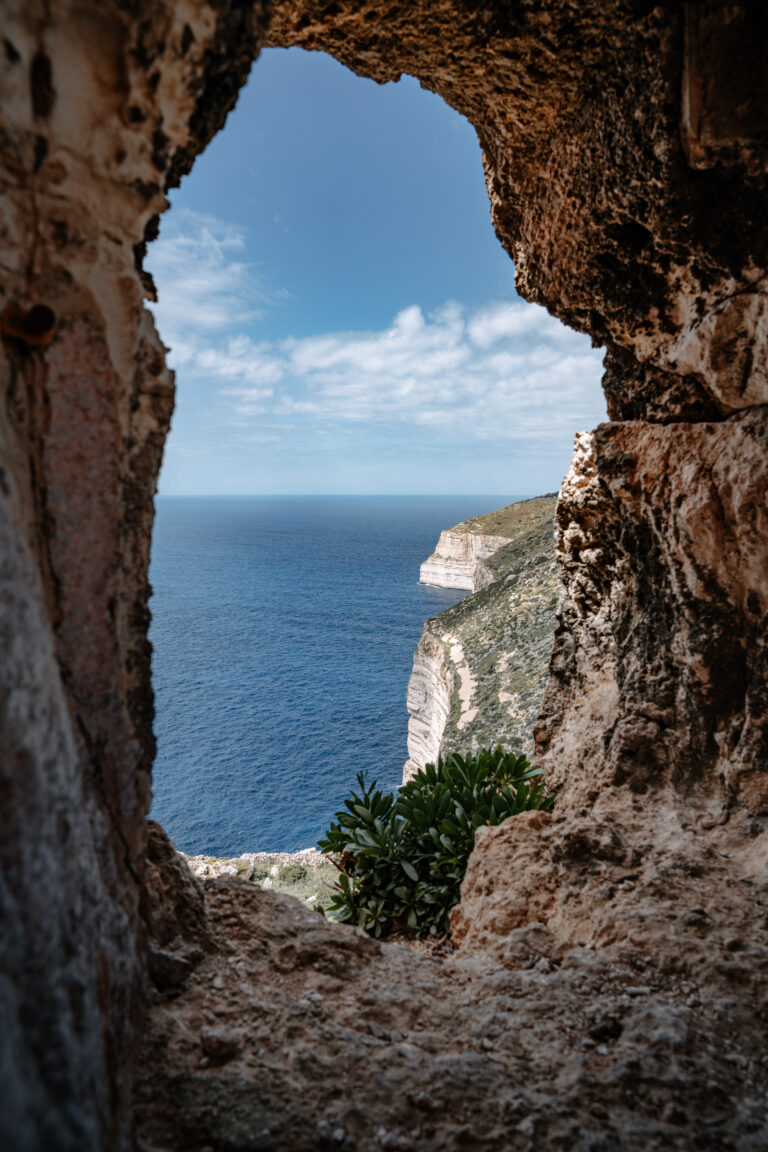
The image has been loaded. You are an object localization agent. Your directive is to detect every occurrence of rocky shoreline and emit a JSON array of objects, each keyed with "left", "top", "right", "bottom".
[{"left": 182, "top": 847, "right": 339, "bottom": 911}]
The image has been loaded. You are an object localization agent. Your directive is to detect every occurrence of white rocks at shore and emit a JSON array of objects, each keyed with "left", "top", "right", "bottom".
[
  {"left": 183, "top": 846, "right": 327, "bottom": 882},
  {"left": 181, "top": 847, "right": 338, "bottom": 910}
]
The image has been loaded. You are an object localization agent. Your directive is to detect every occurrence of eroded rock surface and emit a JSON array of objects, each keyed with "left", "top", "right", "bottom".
[
  {"left": 0, "top": 1, "right": 266, "bottom": 1145},
  {"left": 403, "top": 628, "right": 454, "bottom": 781},
  {"left": 419, "top": 496, "right": 556, "bottom": 592},
  {"left": 420, "top": 528, "right": 513, "bottom": 591},
  {"left": 1, "top": 1, "right": 767, "bottom": 1149},
  {"left": 136, "top": 876, "right": 768, "bottom": 1152},
  {"left": 537, "top": 411, "right": 768, "bottom": 808}
]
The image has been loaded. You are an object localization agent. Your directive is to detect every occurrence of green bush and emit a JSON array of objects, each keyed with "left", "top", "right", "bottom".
[
  {"left": 276, "top": 863, "right": 306, "bottom": 885},
  {"left": 318, "top": 747, "right": 552, "bottom": 939}
]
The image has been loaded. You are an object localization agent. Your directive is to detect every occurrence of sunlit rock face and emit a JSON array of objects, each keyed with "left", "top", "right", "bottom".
[
  {"left": 1, "top": 2, "right": 767, "bottom": 1149},
  {"left": 419, "top": 529, "right": 512, "bottom": 591},
  {"left": 403, "top": 629, "right": 453, "bottom": 781}
]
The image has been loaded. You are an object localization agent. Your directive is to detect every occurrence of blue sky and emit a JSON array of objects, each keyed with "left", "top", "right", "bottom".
[{"left": 148, "top": 47, "right": 607, "bottom": 495}]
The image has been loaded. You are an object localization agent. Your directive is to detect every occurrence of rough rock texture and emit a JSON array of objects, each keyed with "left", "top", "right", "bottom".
[
  {"left": 2, "top": 1, "right": 768, "bottom": 1149},
  {"left": 536, "top": 415, "right": 768, "bottom": 808},
  {"left": 0, "top": 2, "right": 267, "bottom": 1147},
  {"left": 142, "top": 821, "right": 213, "bottom": 994},
  {"left": 404, "top": 497, "right": 558, "bottom": 779},
  {"left": 136, "top": 877, "right": 768, "bottom": 1152},
  {"left": 402, "top": 628, "right": 453, "bottom": 781}
]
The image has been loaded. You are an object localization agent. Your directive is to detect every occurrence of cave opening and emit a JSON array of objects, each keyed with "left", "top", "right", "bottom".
[
  {"left": 144, "top": 45, "right": 606, "bottom": 865},
  {"left": 4, "top": 4, "right": 767, "bottom": 1148}
]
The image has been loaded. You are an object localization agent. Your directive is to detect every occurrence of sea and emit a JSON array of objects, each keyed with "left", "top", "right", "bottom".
[{"left": 149, "top": 494, "right": 522, "bottom": 855}]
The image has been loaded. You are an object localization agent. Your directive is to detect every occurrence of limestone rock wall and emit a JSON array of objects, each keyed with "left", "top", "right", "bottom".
[
  {"left": 539, "top": 415, "right": 768, "bottom": 808},
  {"left": 419, "top": 529, "right": 511, "bottom": 591},
  {"left": 403, "top": 629, "right": 454, "bottom": 781},
  {"left": 1, "top": 1, "right": 767, "bottom": 1149},
  {"left": 454, "top": 412, "right": 768, "bottom": 955},
  {"left": 0, "top": 2, "right": 265, "bottom": 1147},
  {"left": 405, "top": 502, "right": 559, "bottom": 779}
]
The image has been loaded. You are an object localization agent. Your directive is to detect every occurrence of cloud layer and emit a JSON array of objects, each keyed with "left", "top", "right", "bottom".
[{"left": 149, "top": 210, "right": 606, "bottom": 470}]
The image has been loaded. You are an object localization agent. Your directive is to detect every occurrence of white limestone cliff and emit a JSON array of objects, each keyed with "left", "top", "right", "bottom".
[
  {"left": 402, "top": 630, "right": 453, "bottom": 782},
  {"left": 419, "top": 528, "right": 512, "bottom": 591}
]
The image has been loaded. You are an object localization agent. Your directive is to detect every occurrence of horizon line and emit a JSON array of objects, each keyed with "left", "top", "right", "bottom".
[{"left": 155, "top": 491, "right": 543, "bottom": 498}]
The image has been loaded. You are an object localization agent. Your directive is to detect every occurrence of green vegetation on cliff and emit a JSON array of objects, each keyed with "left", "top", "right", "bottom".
[
  {"left": 456, "top": 492, "right": 558, "bottom": 538},
  {"left": 414, "top": 494, "right": 559, "bottom": 763}
]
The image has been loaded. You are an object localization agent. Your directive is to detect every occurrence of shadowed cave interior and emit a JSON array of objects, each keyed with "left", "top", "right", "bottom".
[{"left": 1, "top": 2, "right": 767, "bottom": 1150}]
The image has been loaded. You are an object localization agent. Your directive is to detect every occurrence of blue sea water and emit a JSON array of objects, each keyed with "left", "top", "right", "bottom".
[{"left": 149, "top": 495, "right": 522, "bottom": 854}]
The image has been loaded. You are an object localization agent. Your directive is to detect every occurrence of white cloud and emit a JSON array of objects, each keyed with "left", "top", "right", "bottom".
[
  {"left": 148, "top": 210, "right": 606, "bottom": 449},
  {"left": 251, "top": 304, "right": 604, "bottom": 438},
  {"left": 467, "top": 300, "right": 565, "bottom": 348},
  {"left": 149, "top": 209, "right": 273, "bottom": 337}
]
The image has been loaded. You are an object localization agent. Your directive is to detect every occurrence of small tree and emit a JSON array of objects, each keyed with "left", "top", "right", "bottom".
[{"left": 318, "top": 747, "right": 552, "bottom": 938}]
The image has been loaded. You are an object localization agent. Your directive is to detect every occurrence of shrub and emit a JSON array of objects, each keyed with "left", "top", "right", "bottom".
[{"left": 318, "top": 746, "right": 552, "bottom": 939}]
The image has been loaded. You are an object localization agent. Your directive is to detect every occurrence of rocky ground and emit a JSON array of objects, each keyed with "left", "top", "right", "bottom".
[{"left": 136, "top": 834, "right": 768, "bottom": 1152}]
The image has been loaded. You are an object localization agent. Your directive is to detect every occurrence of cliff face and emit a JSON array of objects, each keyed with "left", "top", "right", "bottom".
[
  {"left": 2, "top": 2, "right": 768, "bottom": 1149},
  {"left": 405, "top": 497, "right": 558, "bottom": 779},
  {"left": 453, "top": 414, "right": 768, "bottom": 963},
  {"left": 420, "top": 529, "right": 512, "bottom": 591},
  {"left": 403, "top": 629, "right": 454, "bottom": 780},
  {"left": 419, "top": 495, "right": 557, "bottom": 591}
]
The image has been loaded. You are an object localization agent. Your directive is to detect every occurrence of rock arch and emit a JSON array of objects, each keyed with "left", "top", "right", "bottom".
[{"left": 1, "top": 2, "right": 766, "bottom": 1148}]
